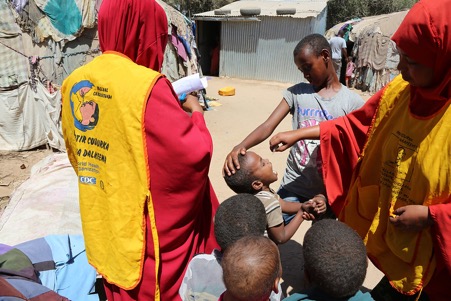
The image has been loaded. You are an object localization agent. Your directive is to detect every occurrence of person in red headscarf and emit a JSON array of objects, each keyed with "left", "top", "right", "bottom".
[
  {"left": 268, "top": 0, "right": 451, "bottom": 300},
  {"left": 61, "top": 0, "right": 219, "bottom": 300}
]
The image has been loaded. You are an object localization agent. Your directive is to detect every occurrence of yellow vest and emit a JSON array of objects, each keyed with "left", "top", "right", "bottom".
[
  {"left": 341, "top": 75, "right": 451, "bottom": 294},
  {"left": 62, "top": 52, "right": 162, "bottom": 294}
]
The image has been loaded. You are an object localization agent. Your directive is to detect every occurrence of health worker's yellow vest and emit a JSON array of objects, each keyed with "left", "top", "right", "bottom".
[
  {"left": 341, "top": 75, "right": 451, "bottom": 295},
  {"left": 61, "top": 52, "right": 162, "bottom": 292}
]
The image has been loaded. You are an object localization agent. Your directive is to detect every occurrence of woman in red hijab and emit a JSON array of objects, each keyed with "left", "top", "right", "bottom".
[
  {"left": 269, "top": 0, "right": 451, "bottom": 300},
  {"left": 61, "top": 0, "right": 219, "bottom": 300}
]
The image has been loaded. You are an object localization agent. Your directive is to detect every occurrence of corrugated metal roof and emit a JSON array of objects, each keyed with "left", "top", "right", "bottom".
[{"left": 194, "top": 0, "right": 328, "bottom": 20}]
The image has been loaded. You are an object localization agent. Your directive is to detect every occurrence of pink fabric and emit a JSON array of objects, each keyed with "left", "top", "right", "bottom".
[{"left": 345, "top": 62, "right": 355, "bottom": 77}]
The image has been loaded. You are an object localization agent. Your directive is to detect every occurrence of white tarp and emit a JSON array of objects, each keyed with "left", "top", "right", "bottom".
[
  {"left": 0, "top": 81, "right": 65, "bottom": 151},
  {"left": 0, "top": 153, "right": 80, "bottom": 245}
]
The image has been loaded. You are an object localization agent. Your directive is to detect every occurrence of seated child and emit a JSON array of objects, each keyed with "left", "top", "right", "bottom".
[
  {"left": 220, "top": 235, "right": 282, "bottom": 301},
  {"left": 179, "top": 194, "right": 283, "bottom": 301},
  {"left": 284, "top": 219, "right": 374, "bottom": 301},
  {"left": 224, "top": 151, "right": 326, "bottom": 244}
]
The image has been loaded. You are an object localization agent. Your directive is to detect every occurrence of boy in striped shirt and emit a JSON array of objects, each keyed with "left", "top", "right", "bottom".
[{"left": 224, "top": 151, "right": 326, "bottom": 244}]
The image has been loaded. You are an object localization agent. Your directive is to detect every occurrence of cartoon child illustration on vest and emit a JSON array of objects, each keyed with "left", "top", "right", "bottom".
[{"left": 70, "top": 80, "right": 99, "bottom": 132}]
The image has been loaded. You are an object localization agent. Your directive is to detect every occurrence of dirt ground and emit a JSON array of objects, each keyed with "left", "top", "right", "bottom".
[
  {"left": 0, "top": 147, "right": 53, "bottom": 216},
  {"left": 0, "top": 76, "right": 381, "bottom": 296}
]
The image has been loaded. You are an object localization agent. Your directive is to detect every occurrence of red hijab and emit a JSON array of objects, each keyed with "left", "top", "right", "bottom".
[
  {"left": 392, "top": 0, "right": 451, "bottom": 109},
  {"left": 98, "top": 0, "right": 168, "bottom": 71}
]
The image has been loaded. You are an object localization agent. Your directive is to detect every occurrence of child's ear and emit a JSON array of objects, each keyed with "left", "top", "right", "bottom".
[
  {"left": 273, "top": 276, "right": 281, "bottom": 294},
  {"left": 251, "top": 180, "right": 263, "bottom": 191},
  {"left": 321, "top": 48, "right": 330, "bottom": 62}
]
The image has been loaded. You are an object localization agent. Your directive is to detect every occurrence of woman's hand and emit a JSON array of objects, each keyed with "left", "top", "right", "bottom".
[
  {"left": 223, "top": 145, "right": 247, "bottom": 176},
  {"left": 389, "top": 205, "right": 433, "bottom": 232},
  {"left": 270, "top": 126, "right": 321, "bottom": 152},
  {"left": 269, "top": 131, "right": 300, "bottom": 152},
  {"left": 181, "top": 94, "right": 203, "bottom": 114}
]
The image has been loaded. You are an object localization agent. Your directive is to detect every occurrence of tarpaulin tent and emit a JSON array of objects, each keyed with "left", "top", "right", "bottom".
[
  {"left": 0, "top": 0, "right": 201, "bottom": 151},
  {"left": 325, "top": 10, "right": 409, "bottom": 93}
]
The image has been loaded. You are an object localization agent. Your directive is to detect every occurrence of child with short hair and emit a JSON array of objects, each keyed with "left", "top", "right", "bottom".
[
  {"left": 284, "top": 219, "right": 373, "bottom": 300},
  {"left": 224, "top": 34, "right": 364, "bottom": 226},
  {"left": 220, "top": 236, "right": 282, "bottom": 301},
  {"left": 224, "top": 151, "right": 326, "bottom": 244},
  {"left": 345, "top": 56, "right": 356, "bottom": 88},
  {"left": 179, "top": 194, "right": 282, "bottom": 301}
]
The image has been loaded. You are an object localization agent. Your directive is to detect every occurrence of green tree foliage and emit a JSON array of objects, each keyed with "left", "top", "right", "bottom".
[{"left": 327, "top": 0, "right": 417, "bottom": 29}]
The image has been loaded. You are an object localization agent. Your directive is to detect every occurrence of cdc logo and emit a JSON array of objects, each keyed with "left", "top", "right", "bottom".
[{"left": 79, "top": 176, "right": 97, "bottom": 185}]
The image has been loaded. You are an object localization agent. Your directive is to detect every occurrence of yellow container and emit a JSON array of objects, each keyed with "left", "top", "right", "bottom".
[{"left": 218, "top": 86, "right": 235, "bottom": 96}]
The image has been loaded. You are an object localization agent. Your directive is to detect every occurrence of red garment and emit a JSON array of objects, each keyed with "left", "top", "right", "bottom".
[
  {"left": 392, "top": 0, "right": 451, "bottom": 104},
  {"left": 99, "top": 0, "right": 219, "bottom": 300},
  {"left": 210, "top": 46, "right": 220, "bottom": 76},
  {"left": 98, "top": 0, "right": 167, "bottom": 71},
  {"left": 320, "top": 0, "right": 451, "bottom": 299},
  {"left": 321, "top": 90, "right": 451, "bottom": 300}
]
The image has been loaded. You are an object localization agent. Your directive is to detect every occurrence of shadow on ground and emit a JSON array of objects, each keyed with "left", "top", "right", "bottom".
[{"left": 279, "top": 239, "right": 305, "bottom": 297}]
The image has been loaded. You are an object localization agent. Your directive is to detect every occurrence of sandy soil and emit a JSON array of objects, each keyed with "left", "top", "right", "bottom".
[
  {"left": 0, "top": 147, "right": 53, "bottom": 216},
  {"left": 0, "top": 76, "right": 381, "bottom": 297}
]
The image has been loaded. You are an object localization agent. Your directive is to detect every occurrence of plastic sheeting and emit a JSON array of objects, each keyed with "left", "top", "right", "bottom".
[
  {"left": 0, "top": 153, "right": 80, "bottom": 245},
  {"left": 157, "top": 0, "right": 200, "bottom": 82},
  {"left": 0, "top": 81, "right": 65, "bottom": 151},
  {"left": 0, "top": 0, "right": 29, "bottom": 88},
  {"left": 325, "top": 10, "right": 408, "bottom": 93},
  {"left": 14, "top": 0, "right": 97, "bottom": 42}
]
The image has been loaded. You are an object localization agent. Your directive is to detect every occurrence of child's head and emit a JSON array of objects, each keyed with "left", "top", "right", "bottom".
[
  {"left": 214, "top": 193, "right": 267, "bottom": 251},
  {"left": 293, "top": 34, "right": 335, "bottom": 88},
  {"left": 303, "top": 219, "right": 367, "bottom": 298},
  {"left": 347, "top": 56, "right": 353, "bottom": 63},
  {"left": 224, "top": 151, "right": 278, "bottom": 194},
  {"left": 222, "top": 236, "right": 281, "bottom": 301}
]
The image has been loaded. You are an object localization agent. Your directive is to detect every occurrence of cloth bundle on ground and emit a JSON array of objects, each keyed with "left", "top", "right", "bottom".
[{"left": 0, "top": 234, "right": 99, "bottom": 301}]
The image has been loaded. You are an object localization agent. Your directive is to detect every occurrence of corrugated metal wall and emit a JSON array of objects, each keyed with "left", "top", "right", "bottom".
[{"left": 220, "top": 8, "right": 327, "bottom": 84}]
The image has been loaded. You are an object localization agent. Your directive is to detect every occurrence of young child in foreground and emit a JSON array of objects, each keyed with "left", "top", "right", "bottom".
[
  {"left": 224, "top": 151, "right": 326, "bottom": 244},
  {"left": 179, "top": 194, "right": 283, "bottom": 301},
  {"left": 220, "top": 235, "right": 282, "bottom": 301},
  {"left": 284, "top": 219, "right": 374, "bottom": 301}
]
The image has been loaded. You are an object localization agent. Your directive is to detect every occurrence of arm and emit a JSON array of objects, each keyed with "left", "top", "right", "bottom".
[
  {"left": 279, "top": 198, "right": 301, "bottom": 214},
  {"left": 389, "top": 205, "right": 432, "bottom": 231},
  {"left": 223, "top": 99, "right": 290, "bottom": 176},
  {"left": 267, "top": 209, "right": 304, "bottom": 244},
  {"left": 390, "top": 203, "right": 451, "bottom": 269},
  {"left": 279, "top": 194, "right": 326, "bottom": 216},
  {"left": 341, "top": 47, "right": 348, "bottom": 60},
  {"left": 269, "top": 125, "right": 320, "bottom": 152},
  {"left": 146, "top": 77, "right": 219, "bottom": 253},
  {"left": 429, "top": 203, "right": 451, "bottom": 273}
]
